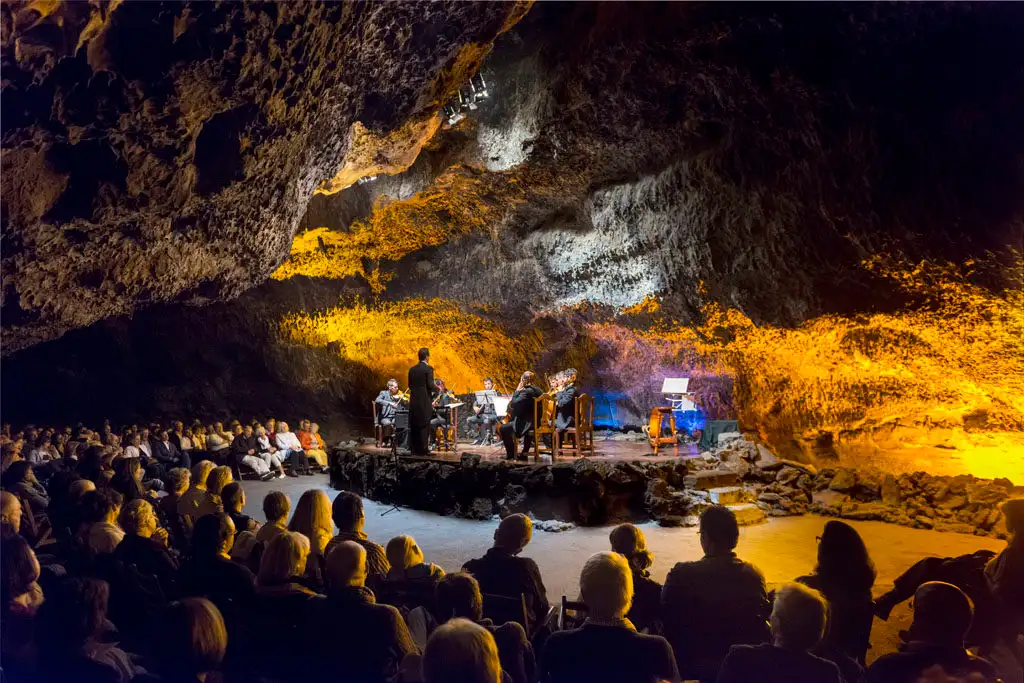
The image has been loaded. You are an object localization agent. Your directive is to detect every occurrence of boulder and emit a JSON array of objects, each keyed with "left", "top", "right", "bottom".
[
  {"left": 776, "top": 467, "right": 803, "bottom": 486},
  {"left": 882, "top": 474, "right": 902, "bottom": 507},
  {"left": 727, "top": 503, "right": 767, "bottom": 526},
  {"left": 534, "top": 519, "right": 574, "bottom": 532},
  {"left": 939, "top": 495, "right": 968, "bottom": 511},
  {"left": 757, "top": 492, "right": 783, "bottom": 504},
  {"left": 829, "top": 469, "right": 858, "bottom": 493},
  {"left": 709, "top": 486, "right": 746, "bottom": 505},
  {"left": 913, "top": 515, "right": 935, "bottom": 529},
  {"left": 717, "top": 431, "right": 743, "bottom": 446},
  {"left": 755, "top": 444, "right": 780, "bottom": 468},
  {"left": 841, "top": 502, "right": 888, "bottom": 521},
  {"left": 684, "top": 470, "right": 739, "bottom": 491}
]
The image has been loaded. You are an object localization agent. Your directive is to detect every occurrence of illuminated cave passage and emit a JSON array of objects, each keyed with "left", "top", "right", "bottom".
[{"left": 3, "top": 1, "right": 1024, "bottom": 491}]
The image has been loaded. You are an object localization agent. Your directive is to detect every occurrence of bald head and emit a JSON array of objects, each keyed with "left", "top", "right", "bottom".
[
  {"left": 69, "top": 478, "right": 97, "bottom": 501},
  {"left": 1, "top": 491, "right": 21, "bottom": 533},
  {"left": 494, "top": 514, "right": 532, "bottom": 553},
  {"left": 326, "top": 540, "right": 366, "bottom": 589},
  {"left": 910, "top": 581, "right": 973, "bottom": 646}
]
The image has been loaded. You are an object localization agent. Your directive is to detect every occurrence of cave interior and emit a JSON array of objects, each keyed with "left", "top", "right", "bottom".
[{"left": 1, "top": 1, "right": 1022, "bottom": 482}]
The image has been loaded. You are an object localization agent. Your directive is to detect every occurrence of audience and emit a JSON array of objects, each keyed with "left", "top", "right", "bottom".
[
  {"left": 256, "top": 490, "right": 291, "bottom": 545},
  {"left": 146, "top": 597, "right": 227, "bottom": 683},
  {"left": 2, "top": 461, "right": 49, "bottom": 512},
  {"left": 662, "top": 505, "right": 771, "bottom": 683},
  {"left": 275, "top": 421, "right": 313, "bottom": 475},
  {"left": 436, "top": 571, "right": 535, "bottom": 683},
  {"left": 159, "top": 467, "right": 190, "bottom": 520},
  {"left": 297, "top": 418, "right": 329, "bottom": 471},
  {"left": 152, "top": 429, "right": 190, "bottom": 471},
  {"left": 288, "top": 488, "right": 333, "bottom": 587},
  {"left": 177, "top": 513, "right": 254, "bottom": 624},
  {"left": 609, "top": 522, "right": 663, "bottom": 634},
  {"left": 113, "top": 499, "right": 178, "bottom": 598},
  {"left": 306, "top": 540, "right": 418, "bottom": 682},
  {"left": 177, "top": 460, "right": 216, "bottom": 526},
  {"left": 985, "top": 499, "right": 1024, "bottom": 668},
  {"left": 231, "top": 423, "right": 280, "bottom": 481},
  {"left": 718, "top": 582, "right": 841, "bottom": 683},
  {"left": 222, "top": 481, "right": 258, "bottom": 534},
  {"left": 83, "top": 488, "right": 125, "bottom": 557},
  {"left": 542, "top": 551, "right": 679, "bottom": 683},
  {"left": 464, "top": 513, "right": 550, "bottom": 636},
  {"left": 205, "top": 465, "right": 233, "bottom": 512},
  {"left": 866, "top": 581, "right": 999, "bottom": 683},
  {"left": 326, "top": 490, "right": 390, "bottom": 589},
  {"left": 423, "top": 618, "right": 503, "bottom": 683},
  {"left": 1, "top": 489, "right": 22, "bottom": 536},
  {"left": 387, "top": 534, "right": 446, "bottom": 583}
]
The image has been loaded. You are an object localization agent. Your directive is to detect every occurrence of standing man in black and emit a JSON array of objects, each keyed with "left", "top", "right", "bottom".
[
  {"left": 500, "top": 371, "right": 544, "bottom": 461},
  {"left": 407, "top": 347, "right": 437, "bottom": 456}
]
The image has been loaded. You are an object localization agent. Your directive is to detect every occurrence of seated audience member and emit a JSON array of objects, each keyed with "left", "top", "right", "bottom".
[
  {"left": 82, "top": 488, "right": 125, "bottom": 556},
  {"left": 325, "top": 490, "right": 390, "bottom": 590},
  {"left": 423, "top": 618, "right": 502, "bottom": 683},
  {"left": 463, "top": 513, "right": 549, "bottom": 635},
  {"left": 122, "top": 432, "right": 144, "bottom": 460},
  {"left": 137, "top": 427, "right": 153, "bottom": 461},
  {"left": 146, "top": 598, "right": 228, "bottom": 683},
  {"left": 985, "top": 499, "right": 1024, "bottom": 647},
  {"left": 436, "top": 572, "right": 535, "bottom": 683},
  {"left": 288, "top": 489, "right": 334, "bottom": 587},
  {"left": 36, "top": 577, "right": 144, "bottom": 683},
  {"left": 297, "top": 419, "right": 329, "bottom": 470},
  {"left": 256, "top": 490, "right": 291, "bottom": 546},
  {"left": 222, "top": 482, "right": 258, "bottom": 534},
  {"left": 610, "top": 523, "right": 663, "bottom": 634},
  {"left": 386, "top": 534, "right": 445, "bottom": 583},
  {"left": 205, "top": 422, "right": 232, "bottom": 458},
  {"left": 866, "top": 582, "right": 999, "bottom": 683},
  {"left": 718, "top": 583, "right": 841, "bottom": 683},
  {"left": 275, "top": 421, "right": 313, "bottom": 475},
  {"left": 110, "top": 457, "right": 150, "bottom": 504},
  {"left": 255, "top": 424, "right": 289, "bottom": 479},
  {"left": 1, "top": 535, "right": 45, "bottom": 676},
  {"left": 796, "top": 520, "right": 876, "bottom": 666},
  {"left": 152, "top": 429, "right": 190, "bottom": 471},
  {"left": 662, "top": 505, "right": 771, "bottom": 683},
  {"left": 177, "top": 460, "right": 216, "bottom": 526},
  {"left": 230, "top": 423, "right": 277, "bottom": 481},
  {"left": 542, "top": 552, "right": 679, "bottom": 683},
  {"left": 159, "top": 467, "right": 190, "bottom": 520},
  {"left": 205, "top": 465, "right": 233, "bottom": 511},
  {"left": 177, "top": 513, "right": 255, "bottom": 622},
  {"left": 190, "top": 424, "right": 207, "bottom": 453},
  {"left": 26, "top": 433, "right": 58, "bottom": 466},
  {"left": 306, "top": 540, "right": 418, "bottom": 683},
  {"left": 113, "top": 499, "right": 178, "bottom": 598},
  {"left": 1, "top": 490, "right": 22, "bottom": 537},
  {"left": 2, "top": 460, "right": 49, "bottom": 512},
  {"left": 311, "top": 422, "right": 328, "bottom": 450}
]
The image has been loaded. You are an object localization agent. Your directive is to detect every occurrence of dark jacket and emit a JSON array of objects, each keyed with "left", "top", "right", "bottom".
[
  {"left": 151, "top": 439, "right": 183, "bottom": 464},
  {"left": 541, "top": 622, "right": 679, "bottom": 683},
  {"left": 230, "top": 433, "right": 259, "bottom": 458},
  {"left": 247, "top": 580, "right": 324, "bottom": 682},
  {"left": 865, "top": 644, "right": 999, "bottom": 683},
  {"left": 508, "top": 385, "right": 543, "bottom": 437},
  {"left": 718, "top": 643, "right": 842, "bottom": 683},
  {"left": 375, "top": 390, "right": 399, "bottom": 420},
  {"left": 463, "top": 547, "right": 549, "bottom": 635},
  {"left": 306, "top": 586, "right": 418, "bottom": 683},
  {"left": 629, "top": 569, "right": 663, "bottom": 635},
  {"left": 662, "top": 552, "right": 771, "bottom": 682},
  {"left": 407, "top": 361, "right": 437, "bottom": 428},
  {"left": 555, "top": 384, "right": 577, "bottom": 430},
  {"left": 480, "top": 617, "right": 535, "bottom": 683},
  {"left": 177, "top": 554, "right": 255, "bottom": 626},
  {"left": 112, "top": 533, "right": 179, "bottom": 599},
  {"left": 796, "top": 573, "right": 874, "bottom": 664}
]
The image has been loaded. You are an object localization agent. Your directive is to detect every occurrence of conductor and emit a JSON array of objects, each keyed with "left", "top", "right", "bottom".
[{"left": 408, "top": 347, "right": 438, "bottom": 455}]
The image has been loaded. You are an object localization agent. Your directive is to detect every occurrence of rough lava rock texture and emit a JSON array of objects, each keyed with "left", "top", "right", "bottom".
[{"left": 0, "top": 0, "right": 529, "bottom": 353}]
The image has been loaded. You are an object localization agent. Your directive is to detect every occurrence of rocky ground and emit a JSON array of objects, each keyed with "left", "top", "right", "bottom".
[{"left": 329, "top": 432, "right": 1019, "bottom": 538}]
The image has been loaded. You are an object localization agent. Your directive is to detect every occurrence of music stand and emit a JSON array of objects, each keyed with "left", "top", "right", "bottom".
[{"left": 382, "top": 408, "right": 409, "bottom": 517}]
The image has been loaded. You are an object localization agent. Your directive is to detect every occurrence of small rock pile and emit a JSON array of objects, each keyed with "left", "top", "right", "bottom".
[{"left": 707, "top": 434, "right": 1018, "bottom": 538}]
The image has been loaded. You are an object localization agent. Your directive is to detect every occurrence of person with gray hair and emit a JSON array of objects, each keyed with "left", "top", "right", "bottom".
[
  {"left": 423, "top": 618, "right": 502, "bottom": 683},
  {"left": 609, "top": 522, "right": 663, "bottom": 634},
  {"left": 305, "top": 540, "right": 417, "bottom": 683},
  {"left": 866, "top": 581, "right": 1000, "bottom": 683},
  {"left": 718, "top": 582, "right": 841, "bottom": 683},
  {"left": 542, "top": 552, "right": 678, "bottom": 683},
  {"left": 463, "top": 513, "right": 549, "bottom": 635}
]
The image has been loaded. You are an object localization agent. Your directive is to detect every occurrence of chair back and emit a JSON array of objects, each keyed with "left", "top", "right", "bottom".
[
  {"left": 575, "top": 394, "right": 594, "bottom": 431},
  {"left": 534, "top": 395, "right": 556, "bottom": 430},
  {"left": 371, "top": 401, "right": 380, "bottom": 426},
  {"left": 558, "top": 595, "right": 589, "bottom": 631},
  {"left": 482, "top": 592, "right": 529, "bottom": 633}
]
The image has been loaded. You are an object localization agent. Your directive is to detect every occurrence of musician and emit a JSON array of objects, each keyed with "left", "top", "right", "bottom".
[
  {"left": 500, "top": 371, "right": 544, "bottom": 461},
  {"left": 374, "top": 379, "right": 407, "bottom": 446},
  {"left": 430, "top": 379, "right": 455, "bottom": 449},
  {"left": 407, "top": 348, "right": 438, "bottom": 456},
  {"left": 467, "top": 377, "right": 498, "bottom": 446},
  {"left": 555, "top": 369, "right": 578, "bottom": 431}
]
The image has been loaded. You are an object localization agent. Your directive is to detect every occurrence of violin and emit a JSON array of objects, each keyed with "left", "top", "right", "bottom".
[{"left": 432, "top": 389, "right": 456, "bottom": 407}]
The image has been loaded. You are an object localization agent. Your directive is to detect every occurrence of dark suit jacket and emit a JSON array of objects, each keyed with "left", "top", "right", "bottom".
[
  {"left": 541, "top": 622, "right": 679, "bottom": 683},
  {"left": 508, "top": 385, "right": 543, "bottom": 437},
  {"left": 463, "top": 547, "right": 549, "bottom": 635},
  {"left": 718, "top": 643, "right": 841, "bottom": 683},
  {"left": 231, "top": 433, "right": 259, "bottom": 458},
  {"left": 151, "top": 439, "right": 183, "bottom": 464},
  {"left": 407, "top": 361, "right": 436, "bottom": 428},
  {"left": 555, "top": 384, "right": 577, "bottom": 430},
  {"left": 865, "top": 645, "right": 999, "bottom": 683}
]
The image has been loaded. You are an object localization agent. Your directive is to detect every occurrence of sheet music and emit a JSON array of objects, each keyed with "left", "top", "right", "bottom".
[{"left": 474, "top": 389, "right": 498, "bottom": 406}]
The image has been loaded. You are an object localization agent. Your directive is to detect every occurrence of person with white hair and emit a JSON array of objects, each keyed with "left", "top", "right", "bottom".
[
  {"left": 718, "top": 582, "right": 841, "bottom": 683},
  {"left": 305, "top": 540, "right": 418, "bottom": 683},
  {"left": 423, "top": 618, "right": 502, "bottom": 683},
  {"left": 113, "top": 499, "right": 178, "bottom": 598},
  {"left": 541, "top": 551, "right": 678, "bottom": 683},
  {"left": 1, "top": 490, "right": 22, "bottom": 536},
  {"left": 274, "top": 421, "right": 313, "bottom": 476}
]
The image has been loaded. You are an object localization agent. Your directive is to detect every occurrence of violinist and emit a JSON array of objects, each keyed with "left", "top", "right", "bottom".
[
  {"left": 430, "top": 379, "right": 456, "bottom": 448},
  {"left": 555, "top": 368, "right": 578, "bottom": 433},
  {"left": 468, "top": 377, "right": 499, "bottom": 446},
  {"left": 500, "top": 371, "right": 544, "bottom": 461},
  {"left": 375, "top": 379, "right": 408, "bottom": 445}
]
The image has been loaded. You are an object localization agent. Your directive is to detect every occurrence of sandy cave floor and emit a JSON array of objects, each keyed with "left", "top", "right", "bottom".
[{"left": 240, "top": 474, "right": 1006, "bottom": 664}]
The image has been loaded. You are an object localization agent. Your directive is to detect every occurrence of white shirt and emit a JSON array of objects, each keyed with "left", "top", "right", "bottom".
[
  {"left": 139, "top": 441, "right": 153, "bottom": 458},
  {"left": 122, "top": 445, "right": 142, "bottom": 459},
  {"left": 258, "top": 435, "right": 276, "bottom": 453},
  {"left": 207, "top": 433, "right": 230, "bottom": 452},
  {"left": 275, "top": 431, "right": 302, "bottom": 451}
]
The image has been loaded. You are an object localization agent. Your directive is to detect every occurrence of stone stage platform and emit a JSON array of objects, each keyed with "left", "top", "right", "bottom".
[{"left": 327, "top": 437, "right": 760, "bottom": 526}]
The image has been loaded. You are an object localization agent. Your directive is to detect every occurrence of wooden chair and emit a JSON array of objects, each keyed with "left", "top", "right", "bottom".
[
  {"left": 555, "top": 393, "right": 595, "bottom": 458},
  {"left": 558, "top": 595, "right": 588, "bottom": 631},
  {"left": 533, "top": 394, "right": 557, "bottom": 459},
  {"left": 372, "top": 401, "right": 384, "bottom": 448},
  {"left": 482, "top": 592, "right": 529, "bottom": 633},
  {"left": 645, "top": 406, "right": 678, "bottom": 454}
]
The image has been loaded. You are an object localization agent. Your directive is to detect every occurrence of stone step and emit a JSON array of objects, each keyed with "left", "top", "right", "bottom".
[
  {"left": 708, "top": 486, "right": 745, "bottom": 505},
  {"left": 727, "top": 503, "right": 767, "bottom": 526},
  {"left": 684, "top": 469, "right": 739, "bottom": 491}
]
